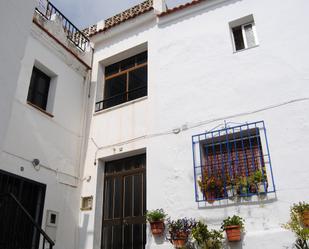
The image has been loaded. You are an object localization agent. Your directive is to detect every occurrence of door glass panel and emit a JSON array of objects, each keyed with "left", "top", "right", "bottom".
[
  {"left": 123, "top": 224, "right": 133, "bottom": 249},
  {"left": 104, "top": 178, "right": 114, "bottom": 220},
  {"left": 114, "top": 177, "right": 122, "bottom": 219},
  {"left": 133, "top": 224, "right": 143, "bottom": 249},
  {"left": 112, "top": 225, "right": 122, "bottom": 249}
]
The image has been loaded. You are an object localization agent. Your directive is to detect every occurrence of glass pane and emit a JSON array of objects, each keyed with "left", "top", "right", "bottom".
[
  {"left": 128, "top": 66, "right": 147, "bottom": 101},
  {"left": 114, "top": 177, "right": 122, "bottom": 218},
  {"left": 136, "top": 51, "right": 147, "bottom": 65},
  {"left": 105, "top": 63, "right": 119, "bottom": 77},
  {"left": 124, "top": 176, "right": 133, "bottom": 218},
  {"left": 133, "top": 174, "right": 142, "bottom": 217},
  {"left": 120, "top": 56, "right": 135, "bottom": 71},
  {"left": 104, "top": 178, "right": 114, "bottom": 219},
  {"left": 104, "top": 74, "right": 127, "bottom": 109},
  {"left": 244, "top": 24, "right": 256, "bottom": 48},
  {"left": 232, "top": 26, "right": 245, "bottom": 51}
]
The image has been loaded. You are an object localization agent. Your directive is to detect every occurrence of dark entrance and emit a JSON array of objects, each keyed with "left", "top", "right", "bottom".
[
  {"left": 101, "top": 154, "right": 146, "bottom": 249},
  {"left": 0, "top": 169, "right": 46, "bottom": 249}
]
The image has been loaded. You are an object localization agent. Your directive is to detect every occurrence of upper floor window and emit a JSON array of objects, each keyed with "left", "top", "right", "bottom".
[
  {"left": 230, "top": 15, "right": 258, "bottom": 52},
  {"left": 27, "top": 67, "right": 51, "bottom": 111},
  {"left": 102, "top": 51, "right": 147, "bottom": 110}
]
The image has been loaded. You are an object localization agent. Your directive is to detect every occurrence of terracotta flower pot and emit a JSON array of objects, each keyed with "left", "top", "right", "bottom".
[
  {"left": 302, "top": 210, "right": 309, "bottom": 227},
  {"left": 206, "top": 190, "right": 216, "bottom": 204},
  {"left": 172, "top": 232, "right": 188, "bottom": 248},
  {"left": 150, "top": 221, "right": 165, "bottom": 235},
  {"left": 225, "top": 225, "right": 241, "bottom": 242}
]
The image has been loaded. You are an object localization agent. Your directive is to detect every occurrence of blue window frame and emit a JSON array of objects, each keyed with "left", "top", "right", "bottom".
[{"left": 192, "top": 121, "right": 275, "bottom": 204}]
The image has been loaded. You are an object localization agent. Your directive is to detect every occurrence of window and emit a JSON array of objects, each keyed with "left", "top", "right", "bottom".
[
  {"left": 192, "top": 121, "right": 275, "bottom": 204},
  {"left": 98, "top": 51, "right": 147, "bottom": 110},
  {"left": 27, "top": 67, "right": 51, "bottom": 111},
  {"left": 230, "top": 15, "right": 258, "bottom": 52}
]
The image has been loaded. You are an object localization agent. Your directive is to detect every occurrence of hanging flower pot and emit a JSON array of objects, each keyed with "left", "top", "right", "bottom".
[
  {"left": 150, "top": 221, "right": 165, "bottom": 235},
  {"left": 206, "top": 190, "right": 216, "bottom": 204},
  {"left": 225, "top": 225, "right": 241, "bottom": 242}
]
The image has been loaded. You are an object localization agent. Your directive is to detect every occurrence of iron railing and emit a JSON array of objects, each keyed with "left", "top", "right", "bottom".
[
  {"left": 95, "top": 85, "right": 147, "bottom": 112},
  {"left": 0, "top": 193, "right": 54, "bottom": 249},
  {"left": 36, "top": 1, "right": 90, "bottom": 52},
  {"left": 192, "top": 121, "right": 276, "bottom": 204}
]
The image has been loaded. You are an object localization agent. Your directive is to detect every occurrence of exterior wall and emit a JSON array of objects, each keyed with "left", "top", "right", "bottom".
[
  {"left": 0, "top": 21, "right": 91, "bottom": 249},
  {"left": 0, "top": 0, "right": 36, "bottom": 151},
  {"left": 84, "top": 0, "right": 309, "bottom": 249}
]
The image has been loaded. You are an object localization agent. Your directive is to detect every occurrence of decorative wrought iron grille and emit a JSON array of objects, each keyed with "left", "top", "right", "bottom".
[{"left": 192, "top": 121, "right": 275, "bottom": 204}]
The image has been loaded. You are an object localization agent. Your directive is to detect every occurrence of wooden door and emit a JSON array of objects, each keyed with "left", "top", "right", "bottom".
[{"left": 101, "top": 154, "right": 146, "bottom": 249}]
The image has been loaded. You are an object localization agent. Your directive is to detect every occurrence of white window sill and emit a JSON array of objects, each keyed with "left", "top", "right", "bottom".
[
  {"left": 233, "top": 44, "right": 259, "bottom": 54},
  {"left": 94, "top": 96, "right": 147, "bottom": 116}
]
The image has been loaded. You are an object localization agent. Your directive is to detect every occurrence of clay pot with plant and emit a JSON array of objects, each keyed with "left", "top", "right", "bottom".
[
  {"left": 146, "top": 209, "right": 167, "bottom": 236},
  {"left": 291, "top": 202, "right": 309, "bottom": 228},
  {"left": 167, "top": 218, "right": 196, "bottom": 248},
  {"left": 198, "top": 176, "right": 223, "bottom": 204},
  {"left": 221, "top": 215, "right": 245, "bottom": 242},
  {"left": 236, "top": 176, "right": 250, "bottom": 196},
  {"left": 250, "top": 169, "right": 267, "bottom": 194},
  {"left": 191, "top": 221, "right": 223, "bottom": 249}
]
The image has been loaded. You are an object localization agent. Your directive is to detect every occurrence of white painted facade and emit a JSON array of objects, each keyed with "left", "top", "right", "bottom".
[
  {"left": 82, "top": 0, "right": 309, "bottom": 248},
  {"left": 1, "top": 0, "right": 309, "bottom": 249}
]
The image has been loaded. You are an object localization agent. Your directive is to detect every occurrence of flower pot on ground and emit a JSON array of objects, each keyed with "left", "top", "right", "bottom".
[
  {"left": 291, "top": 202, "right": 309, "bottom": 228},
  {"left": 221, "top": 215, "right": 245, "bottom": 242},
  {"left": 167, "top": 218, "right": 196, "bottom": 248},
  {"left": 191, "top": 221, "right": 223, "bottom": 249},
  {"left": 146, "top": 209, "right": 167, "bottom": 236}
]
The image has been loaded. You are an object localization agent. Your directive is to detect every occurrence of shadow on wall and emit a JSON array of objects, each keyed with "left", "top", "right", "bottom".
[
  {"left": 79, "top": 213, "right": 91, "bottom": 249},
  {"left": 158, "top": 0, "right": 243, "bottom": 29}
]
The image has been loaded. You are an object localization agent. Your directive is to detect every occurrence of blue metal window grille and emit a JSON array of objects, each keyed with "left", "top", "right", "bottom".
[{"left": 192, "top": 121, "right": 275, "bottom": 204}]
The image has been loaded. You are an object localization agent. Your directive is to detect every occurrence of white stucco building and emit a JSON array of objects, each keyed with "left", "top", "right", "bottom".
[{"left": 0, "top": 0, "right": 309, "bottom": 249}]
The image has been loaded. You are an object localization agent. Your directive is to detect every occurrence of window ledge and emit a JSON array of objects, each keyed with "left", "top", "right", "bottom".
[
  {"left": 94, "top": 96, "right": 147, "bottom": 116},
  {"left": 27, "top": 101, "right": 54, "bottom": 118},
  {"left": 233, "top": 45, "right": 259, "bottom": 54}
]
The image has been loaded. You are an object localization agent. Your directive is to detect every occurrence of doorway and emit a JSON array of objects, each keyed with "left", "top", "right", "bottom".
[
  {"left": 101, "top": 154, "right": 146, "bottom": 249},
  {"left": 0, "top": 169, "right": 46, "bottom": 249}
]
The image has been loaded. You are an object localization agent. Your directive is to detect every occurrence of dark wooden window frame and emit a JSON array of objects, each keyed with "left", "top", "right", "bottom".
[{"left": 103, "top": 52, "right": 148, "bottom": 109}]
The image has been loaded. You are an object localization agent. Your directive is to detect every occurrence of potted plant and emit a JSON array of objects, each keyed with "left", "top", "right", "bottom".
[
  {"left": 283, "top": 203, "right": 309, "bottom": 248},
  {"left": 146, "top": 209, "right": 167, "bottom": 235},
  {"left": 198, "top": 176, "right": 223, "bottom": 204},
  {"left": 250, "top": 170, "right": 267, "bottom": 194},
  {"left": 221, "top": 215, "right": 245, "bottom": 242},
  {"left": 291, "top": 202, "right": 309, "bottom": 228},
  {"left": 225, "top": 177, "right": 237, "bottom": 199},
  {"left": 191, "top": 221, "right": 223, "bottom": 249},
  {"left": 167, "top": 218, "right": 196, "bottom": 248},
  {"left": 236, "top": 177, "right": 249, "bottom": 196}
]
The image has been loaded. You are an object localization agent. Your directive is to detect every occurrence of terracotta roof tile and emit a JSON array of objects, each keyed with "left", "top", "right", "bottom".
[{"left": 159, "top": 0, "right": 205, "bottom": 17}]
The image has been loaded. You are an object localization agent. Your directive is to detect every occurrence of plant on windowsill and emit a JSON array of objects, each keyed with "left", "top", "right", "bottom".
[
  {"left": 236, "top": 176, "right": 250, "bottom": 197},
  {"left": 283, "top": 203, "right": 309, "bottom": 249},
  {"left": 225, "top": 177, "right": 237, "bottom": 199},
  {"left": 167, "top": 218, "right": 197, "bottom": 248},
  {"left": 191, "top": 221, "right": 223, "bottom": 249},
  {"left": 146, "top": 209, "right": 167, "bottom": 236},
  {"left": 221, "top": 215, "right": 245, "bottom": 242},
  {"left": 249, "top": 169, "right": 267, "bottom": 194},
  {"left": 198, "top": 176, "right": 223, "bottom": 204}
]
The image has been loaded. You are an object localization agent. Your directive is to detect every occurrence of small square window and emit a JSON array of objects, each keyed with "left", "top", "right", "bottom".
[
  {"left": 81, "top": 196, "right": 93, "bottom": 211},
  {"left": 27, "top": 67, "right": 51, "bottom": 111},
  {"left": 230, "top": 15, "right": 258, "bottom": 52}
]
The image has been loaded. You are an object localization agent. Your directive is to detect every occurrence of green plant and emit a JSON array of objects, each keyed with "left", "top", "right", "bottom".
[
  {"left": 221, "top": 215, "right": 245, "bottom": 231},
  {"left": 146, "top": 209, "right": 167, "bottom": 222},
  {"left": 292, "top": 202, "right": 309, "bottom": 215},
  {"left": 191, "top": 221, "right": 223, "bottom": 249},
  {"left": 167, "top": 218, "right": 197, "bottom": 237},
  {"left": 283, "top": 204, "right": 309, "bottom": 249},
  {"left": 250, "top": 170, "right": 266, "bottom": 184}
]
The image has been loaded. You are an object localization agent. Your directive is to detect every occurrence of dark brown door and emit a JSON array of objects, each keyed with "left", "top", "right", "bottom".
[{"left": 102, "top": 154, "right": 146, "bottom": 249}]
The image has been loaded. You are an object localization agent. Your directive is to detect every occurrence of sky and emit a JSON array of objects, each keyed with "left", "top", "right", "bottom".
[{"left": 52, "top": 0, "right": 190, "bottom": 29}]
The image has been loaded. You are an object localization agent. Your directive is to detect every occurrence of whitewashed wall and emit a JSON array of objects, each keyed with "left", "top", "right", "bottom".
[
  {"left": 0, "top": 0, "right": 36, "bottom": 151},
  {"left": 0, "top": 21, "right": 90, "bottom": 249},
  {"left": 84, "top": 0, "right": 309, "bottom": 248}
]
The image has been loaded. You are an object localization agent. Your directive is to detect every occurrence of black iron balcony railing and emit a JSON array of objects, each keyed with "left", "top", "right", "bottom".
[
  {"left": 95, "top": 86, "right": 147, "bottom": 112},
  {"left": 0, "top": 193, "right": 55, "bottom": 249},
  {"left": 36, "top": 1, "right": 90, "bottom": 52}
]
